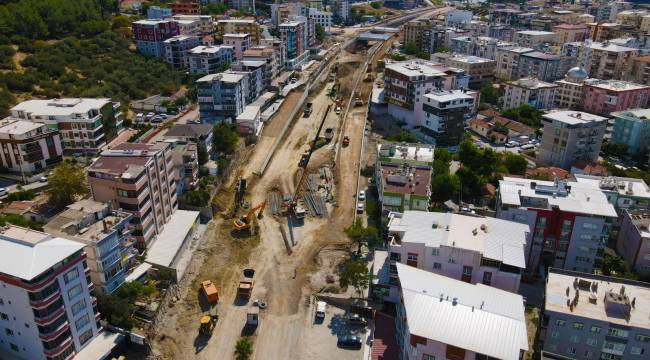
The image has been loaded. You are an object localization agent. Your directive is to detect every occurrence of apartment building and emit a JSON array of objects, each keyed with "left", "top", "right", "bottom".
[
  {"left": 495, "top": 46, "right": 535, "bottom": 80},
  {"left": 187, "top": 45, "right": 234, "bottom": 75},
  {"left": 610, "top": 108, "right": 650, "bottom": 157},
  {"left": 0, "top": 119, "right": 62, "bottom": 175},
  {"left": 497, "top": 177, "right": 617, "bottom": 273},
  {"left": 197, "top": 72, "right": 246, "bottom": 123},
  {"left": 587, "top": 22, "right": 622, "bottom": 42},
  {"left": 441, "top": 55, "right": 496, "bottom": 88},
  {"left": 230, "top": 66, "right": 264, "bottom": 104},
  {"left": 44, "top": 200, "right": 135, "bottom": 295},
  {"left": 332, "top": 0, "right": 349, "bottom": 23},
  {"left": 243, "top": 46, "right": 281, "bottom": 88},
  {"left": 279, "top": 20, "right": 309, "bottom": 69},
  {"left": 170, "top": 14, "right": 213, "bottom": 36},
  {"left": 383, "top": 61, "right": 455, "bottom": 128},
  {"left": 515, "top": 30, "right": 556, "bottom": 49},
  {"left": 131, "top": 19, "right": 180, "bottom": 58},
  {"left": 215, "top": 19, "right": 261, "bottom": 45},
  {"left": 87, "top": 142, "right": 178, "bottom": 248},
  {"left": 223, "top": 33, "right": 251, "bottom": 61},
  {"left": 170, "top": 0, "right": 200, "bottom": 15},
  {"left": 581, "top": 41, "right": 638, "bottom": 81},
  {"left": 163, "top": 35, "right": 201, "bottom": 69},
  {"left": 517, "top": 51, "right": 562, "bottom": 82},
  {"left": 0, "top": 225, "right": 101, "bottom": 360},
  {"left": 9, "top": 98, "right": 122, "bottom": 155},
  {"left": 388, "top": 211, "right": 529, "bottom": 293},
  {"left": 553, "top": 23, "right": 588, "bottom": 44},
  {"left": 147, "top": 5, "right": 172, "bottom": 20},
  {"left": 617, "top": 209, "right": 650, "bottom": 275},
  {"left": 228, "top": 0, "right": 255, "bottom": 13},
  {"left": 451, "top": 36, "right": 513, "bottom": 61},
  {"left": 416, "top": 90, "right": 477, "bottom": 145},
  {"left": 503, "top": 77, "right": 558, "bottom": 110},
  {"left": 394, "top": 263, "right": 528, "bottom": 360},
  {"left": 583, "top": 80, "right": 650, "bottom": 116},
  {"left": 554, "top": 67, "right": 589, "bottom": 110},
  {"left": 374, "top": 143, "right": 433, "bottom": 214},
  {"left": 630, "top": 56, "right": 650, "bottom": 86},
  {"left": 165, "top": 141, "right": 199, "bottom": 195},
  {"left": 540, "top": 268, "right": 650, "bottom": 359},
  {"left": 538, "top": 110, "right": 608, "bottom": 170},
  {"left": 403, "top": 19, "right": 434, "bottom": 52},
  {"left": 444, "top": 9, "right": 473, "bottom": 28},
  {"left": 163, "top": 123, "right": 214, "bottom": 155}
]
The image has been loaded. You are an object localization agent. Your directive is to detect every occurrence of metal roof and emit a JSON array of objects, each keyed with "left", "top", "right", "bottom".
[
  {"left": 145, "top": 210, "right": 200, "bottom": 268},
  {"left": 397, "top": 263, "right": 528, "bottom": 360}
]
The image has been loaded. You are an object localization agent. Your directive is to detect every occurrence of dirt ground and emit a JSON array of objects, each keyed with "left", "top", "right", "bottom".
[{"left": 150, "top": 39, "right": 374, "bottom": 360}]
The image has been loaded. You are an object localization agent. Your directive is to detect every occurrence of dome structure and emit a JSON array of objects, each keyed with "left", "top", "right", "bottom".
[{"left": 566, "top": 66, "right": 588, "bottom": 81}]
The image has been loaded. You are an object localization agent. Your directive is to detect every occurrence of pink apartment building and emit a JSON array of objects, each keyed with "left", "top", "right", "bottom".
[
  {"left": 223, "top": 33, "right": 251, "bottom": 61},
  {"left": 583, "top": 79, "right": 650, "bottom": 115},
  {"left": 386, "top": 211, "right": 530, "bottom": 294},
  {"left": 87, "top": 143, "right": 178, "bottom": 249}
]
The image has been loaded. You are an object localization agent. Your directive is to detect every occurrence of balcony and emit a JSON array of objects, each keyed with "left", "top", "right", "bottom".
[
  {"left": 43, "top": 336, "right": 73, "bottom": 358},
  {"left": 88, "top": 282, "right": 96, "bottom": 292},
  {"left": 39, "top": 320, "right": 70, "bottom": 341},
  {"left": 34, "top": 306, "right": 66, "bottom": 326},
  {"left": 30, "top": 289, "right": 62, "bottom": 309}
]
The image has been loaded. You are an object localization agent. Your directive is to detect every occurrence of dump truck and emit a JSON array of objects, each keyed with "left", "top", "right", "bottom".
[
  {"left": 303, "top": 102, "right": 313, "bottom": 117},
  {"left": 237, "top": 269, "right": 255, "bottom": 299},
  {"left": 199, "top": 308, "right": 218, "bottom": 336},
  {"left": 354, "top": 97, "right": 363, "bottom": 107},
  {"left": 200, "top": 280, "right": 219, "bottom": 304},
  {"left": 233, "top": 201, "right": 266, "bottom": 231}
]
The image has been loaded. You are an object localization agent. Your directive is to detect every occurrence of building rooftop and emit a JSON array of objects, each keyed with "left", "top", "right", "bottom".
[
  {"left": 584, "top": 79, "right": 649, "bottom": 91},
  {"left": 623, "top": 208, "right": 650, "bottom": 238},
  {"left": 11, "top": 98, "right": 113, "bottom": 117},
  {"left": 501, "top": 46, "right": 535, "bottom": 54},
  {"left": 573, "top": 174, "right": 650, "bottom": 200},
  {"left": 388, "top": 211, "right": 529, "bottom": 268},
  {"left": 448, "top": 55, "right": 494, "bottom": 64},
  {"left": 379, "top": 164, "right": 431, "bottom": 197},
  {"left": 611, "top": 108, "right": 650, "bottom": 120},
  {"left": 396, "top": 263, "right": 528, "bottom": 360},
  {"left": 223, "top": 32, "right": 250, "bottom": 38},
  {"left": 89, "top": 143, "right": 167, "bottom": 178},
  {"left": 217, "top": 19, "right": 257, "bottom": 24},
  {"left": 554, "top": 23, "right": 588, "bottom": 30},
  {"left": 521, "top": 51, "right": 560, "bottom": 60},
  {"left": 164, "top": 123, "right": 213, "bottom": 138},
  {"left": 0, "top": 225, "right": 84, "bottom": 281},
  {"left": 133, "top": 19, "right": 174, "bottom": 26},
  {"left": 587, "top": 41, "right": 636, "bottom": 53},
  {"left": 545, "top": 268, "right": 650, "bottom": 330},
  {"left": 197, "top": 72, "right": 245, "bottom": 83},
  {"left": 499, "top": 177, "right": 617, "bottom": 218},
  {"left": 189, "top": 45, "right": 232, "bottom": 54},
  {"left": 517, "top": 30, "right": 555, "bottom": 36},
  {"left": 145, "top": 210, "right": 200, "bottom": 268},
  {"left": 377, "top": 142, "right": 434, "bottom": 164},
  {"left": 163, "top": 34, "right": 196, "bottom": 43},
  {"left": 385, "top": 61, "right": 447, "bottom": 78},
  {"left": 508, "top": 77, "right": 558, "bottom": 90},
  {"left": 423, "top": 89, "right": 475, "bottom": 103},
  {"left": 0, "top": 119, "right": 45, "bottom": 135},
  {"left": 542, "top": 110, "right": 607, "bottom": 125},
  {"left": 243, "top": 46, "right": 275, "bottom": 57}
]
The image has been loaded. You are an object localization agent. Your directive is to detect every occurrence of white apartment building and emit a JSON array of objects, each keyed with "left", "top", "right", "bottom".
[
  {"left": 308, "top": 8, "right": 332, "bottom": 32},
  {"left": 497, "top": 177, "right": 617, "bottom": 274},
  {"left": 495, "top": 46, "right": 534, "bottom": 80},
  {"left": 416, "top": 90, "right": 477, "bottom": 145},
  {"left": 387, "top": 211, "right": 529, "bottom": 294},
  {"left": 515, "top": 30, "right": 556, "bottom": 49},
  {"left": 163, "top": 35, "right": 201, "bottom": 69},
  {"left": 0, "top": 119, "right": 62, "bottom": 175},
  {"left": 0, "top": 226, "right": 101, "bottom": 360},
  {"left": 171, "top": 15, "right": 213, "bottom": 36},
  {"left": 394, "top": 263, "right": 528, "bottom": 360},
  {"left": 223, "top": 33, "right": 251, "bottom": 61},
  {"left": 188, "top": 45, "right": 234, "bottom": 75},
  {"left": 503, "top": 77, "right": 558, "bottom": 110},
  {"left": 332, "top": 0, "right": 349, "bottom": 23},
  {"left": 9, "top": 98, "right": 123, "bottom": 155}
]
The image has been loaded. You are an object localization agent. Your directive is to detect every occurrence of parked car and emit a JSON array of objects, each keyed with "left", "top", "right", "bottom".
[
  {"left": 346, "top": 313, "right": 367, "bottom": 326},
  {"left": 39, "top": 174, "right": 48, "bottom": 182},
  {"left": 151, "top": 116, "right": 163, "bottom": 123},
  {"left": 159, "top": 113, "right": 168, "bottom": 119},
  {"left": 0, "top": 187, "right": 7, "bottom": 197},
  {"left": 505, "top": 141, "right": 519, "bottom": 148},
  {"left": 519, "top": 144, "right": 535, "bottom": 151},
  {"left": 145, "top": 112, "right": 155, "bottom": 120},
  {"left": 335, "top": 106, "right": 342, "bottom": 114},
  {"left": 315, "top": 301, "right": 326, "bottom": 320},
  {"left": 358, "top": 190, "right": 365, "bottom": 201},
  {"left": 337, "top": 335, "right": 362, "bottom": 349},
  {"left": 356, "top": 202, "right": 364, "bottom": 213},
  {"left": 290, "top": 77, "right": 298, "bottom": 84}
]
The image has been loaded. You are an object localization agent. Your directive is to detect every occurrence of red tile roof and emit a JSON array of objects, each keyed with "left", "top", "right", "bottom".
[{"left": 371, "top": 313, "right": 399, "bottom": 360}]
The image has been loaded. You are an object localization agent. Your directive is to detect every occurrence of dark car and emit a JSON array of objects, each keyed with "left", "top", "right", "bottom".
[
  {"left": 346, "top": 313, "right": 367, "bottom": 326},
  {"left": 337, "top": 335, "right": 362, "bottom": 349}
]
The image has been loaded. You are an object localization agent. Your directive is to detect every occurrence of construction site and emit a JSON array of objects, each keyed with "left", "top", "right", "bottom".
[{"left": 148, "top": 8, "right": 442, "bottom": 360}]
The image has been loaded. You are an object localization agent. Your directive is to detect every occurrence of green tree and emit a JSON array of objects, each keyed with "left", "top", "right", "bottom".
[
  {"left": 479, "top": 84, "right": 499, "bottom": 105},
  {"left": 97, "top": 281, "right": 156, "bottom": 330},
  {"left": 197, "top": 142, "right": 209, "bottom": 166},
  {"left": 601, "top": 140, "right": 628, "bottom": 158},
  {"left": 339, "top": 259, "right": 375, "bottom": 297},
  {"left": 345, "top": 218, "right": 380, "bottom": 254},
  {"left": 432, "top": 159, "right": 449, "bottom": 175},
  {"left": 173, "top": 96, "right": 189, "bottom": 108},
  {"left": 315, "top": 23, "right": 326, "bottom": 42},
  {"left": 234, "top": 338, "right": 253, "bottom": 360},
  {"left": 435, "top": 148, "right": 452, "bottom": 164},
  {"left": 202, "top": 2, "right": 228, "bottom": 15},
  {"left": 370, "top": 1, "right": 382, "bottom": 9},
  {"left": 502, "top": 104, "right": 544, "bottom": 128},
  {"left": 601, "top": 253, "right": 637, "bottom": 280},
  {"left": 403, "top": 42, "right": 418, "bottom": 55},
  {"left": 503, "top": 153, "right": 528, "bottom": 175},
  {"left": 456, "top": 167, "right": 486, "bottom": 202},
  {"left": 386, "top": 130, "right": 418, "bottom": 143},
  {"left": 491, "top": 122, "right": 508, "bottom": 136},
  {"left": 391, "top": 52, "right": 406, "bottom": 61},
  {"left": 46, "top": 161, "right": 88, "bottom": 208},
  {"left": 415, "top": 50, "right": 430, "bottom": 60},
  {"left": 212, "top": 122, "right": 239, "bottom": 154},
  {"left": 430, "top": 173, "right": 460, "bottom": 204},
  {"left": 436, "top": 47, "right": 450, "bottom": 53}
]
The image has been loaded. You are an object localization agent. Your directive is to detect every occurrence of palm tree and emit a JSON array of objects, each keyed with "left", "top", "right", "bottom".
[{"left": 234, "top": 338, "right": 253, "bottom": 360}]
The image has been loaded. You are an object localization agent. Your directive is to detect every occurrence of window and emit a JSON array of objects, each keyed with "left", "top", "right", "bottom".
[
  {"left": 570, "top": 335, "right": 580, "bottom": 343},
  {"left": 448, "top": 257, "right": 456, "bottom": 264},
  {"left": 64, "top": 268, "right": 79, "bottom": 284},
  {"left": 5, "top": 328, "right": 13, "bottom": 336},
  {"left": 71, "top": 299, "right": 86, "bottom": 316},
  {"left": 607, "top": 328, "right": 629, "bottom": 338},
  {"left": 584, "top": 350, "right": 592, "bottom": 358},
  {"left": 431, "top": 248, "right": 440, "bottom": 256},
  {"left": 586, "top": 338, "right": 597, "bottom": 346},
  {"left": 463, "top": 266, "right": 472, "bottom": 276},
  {"left": 407, "top": 254, "right": 418, "bottom": 261},
  {"left": 582, "top": 222, "right": 599, "bottom": 230},
  {"left": 422, "top": 355, "right": 435, "bottom": 360},
  {"left": 0, "top": 298, "right": 3, "bottom": 305},
  {"left": 636, "top": 334, "right": 650, "bottom": 343},
  {"left": 389, "top": 252, "right": 401, "bottom": 262},
  {"left": 630, "top": 346, "right": 644, "bottom": 355},
  {"left": 567, "top": 347, "right": 576, "bottom": 355},
  {"left": 483, "top": 272, "right": 492, "bottom": 285},
  {"left": 75, "top": 314, "right": 90, "bottom": 331},
  {"left": 433, "top": 262, "right": 442, "bottom": 270},
  {"left": 590, "top": 326, "right": 601, "bottom": 333},
  {"left": 10, "top": 343, "right": 17, "bottom": 351},
  {"left": 0, "top": 313, "right": 7, "bottom": 321},
  {"left": 603, "top": 341, "right": 626, "bottom": 352},
  {"left": 573, "top": 322, "right": 584, "bottom": 330},
  {"left": 551, "top": 331, "right": 560, "bottom": 338},
  {"left": 79, "top": 328, "right": 94, "bottom": 346},
  {"left": 556, "top": 319, "right": 566, "bottom": 327},
  {"left": 68, "top": 284, "right": 83, "bottom": 300}
]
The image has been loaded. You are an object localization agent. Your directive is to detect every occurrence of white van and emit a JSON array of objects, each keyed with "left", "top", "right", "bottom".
[
  {"left": 0, "top": 187, "right": 7, "bottom": 197},
  {"left": 316, "top": 301, "right": 326, "bottom": 320}
]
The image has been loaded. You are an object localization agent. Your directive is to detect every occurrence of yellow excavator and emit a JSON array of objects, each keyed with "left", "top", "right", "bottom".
[{"left": 233, "top": 201, "right": 267, "bottom": 231}]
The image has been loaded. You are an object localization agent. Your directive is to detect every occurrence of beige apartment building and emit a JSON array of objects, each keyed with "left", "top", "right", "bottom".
[
  {"left": 616, "top": 10, "right": 648, "bottom": 28},
  {"left": 642, "top": 14, "right": 650, "bottom": 33},
  {"left": 215, "top": 19, "right": 261, "bottom": 45},
  {"left": 503, "top": 77, "right": 558, "bottom": 110},
  {"left": 87, "top": 143, "right": 178, "bottom": 249},
  {"left": 0, "top": 119, "right": 62, "bottom": 175},
  {"left": 554, "top": 67, "right": 589, "bottom": 110},
  {"left": 442, "top": 54, "right": 496, "bottom": 88},
  {"left": 630, "top": 56, "right": 650, "bottom": 86},
  {"left": 515, "top": 30, "right": 555, "bottom": 48},
  {"left": 495, "top": 46, "right": 534, "bottom": 80},
  {"left": 580, "top": 41, "right": 638, "bottom": 81},
  {"left": 553, "top": 24, "right": 588, "bottom": 44},
  {"left": 587, "top": 22, "right": 621, "bottom": 42}
]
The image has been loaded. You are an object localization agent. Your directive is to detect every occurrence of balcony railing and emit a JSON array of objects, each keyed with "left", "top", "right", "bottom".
[
  {"left": 39, "top": 320, "right": 70, "bottom": 341},
  {"left": 30, "top": 289, "right": 61, "bottom": 309},
  {"left": 34, "top": 306, "right": 66, "bottom": 326},
  {"left": 43, "top": 336, "right": 73, "bottom": 357}
]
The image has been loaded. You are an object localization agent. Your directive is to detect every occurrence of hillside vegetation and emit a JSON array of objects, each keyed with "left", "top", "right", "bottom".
[{"left": 0, "top": 0, "right": 183, "bottom": 117}]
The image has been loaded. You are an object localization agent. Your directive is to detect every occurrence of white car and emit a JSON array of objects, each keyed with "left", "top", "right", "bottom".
[
  {"left": 358, "top": 190, "right": 366, "bottom": 201},
  {"left": 335, "top": 106, "right": 342, "bottom": 114},
  {"left": 0, "top": 187, "right": 7, "bottom": 197},
  {"left": 520, "top": 144, "right": 535, "bottom": 151},
  {"left": 356, "top": 202, "right": 364, "bottom": 213}
]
